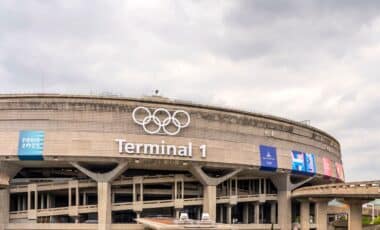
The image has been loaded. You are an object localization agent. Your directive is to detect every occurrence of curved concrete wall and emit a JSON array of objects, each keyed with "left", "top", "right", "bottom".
[{"left": 0, "top": 94, "right": 343, "bottom": 181}]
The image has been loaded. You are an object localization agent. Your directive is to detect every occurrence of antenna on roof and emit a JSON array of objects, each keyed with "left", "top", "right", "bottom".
[{"left": 153, "top": 89, "right": 161, "bottom": 97}]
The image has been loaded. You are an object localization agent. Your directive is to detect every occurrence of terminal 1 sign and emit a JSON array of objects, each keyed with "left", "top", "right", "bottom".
[{"left": 115, "top": 139, "right": 207, "bottom": 159}]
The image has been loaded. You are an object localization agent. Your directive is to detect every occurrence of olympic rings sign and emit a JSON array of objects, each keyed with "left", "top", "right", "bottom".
[{"left": 132, "top": 106, "right": 190, "bottom": 135}]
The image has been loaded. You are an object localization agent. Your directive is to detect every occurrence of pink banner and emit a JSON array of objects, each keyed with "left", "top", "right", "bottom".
[
  {"left": 335, "top": 162, "right": 345, "bottom": 181},
  {"left": 323, "top": 157, "right": 332, "bottom": 177}
]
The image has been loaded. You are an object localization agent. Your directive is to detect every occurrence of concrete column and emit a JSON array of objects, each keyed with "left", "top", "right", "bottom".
[
  {"left": 271, "top": 202, "right": 276, "bottom": 224},
  {"left": 175, "top": 209, "right": 180, "bottom": 219},
  {"left": 254, "top": 203, "right": 260, "bottom": 224},
  {"left": 315, "top": 200, "right": 328, "bottom": 230},
  {"left": 68, "top": 187, "right": 72, "bottom": 207},
  {"left": 34, "top": 189, "right": 38, "bottom": 210},
  {"left": 97, "top": 181, "right": 112, "bottom": 230},
  {"left": 111, "top": 192, "right": 115, "bottom": 203},
  {"left": 347, "top": 200, "right": 364, "bottom": 230},
  {"left": 71, "top": 161, "right": 128, "bottom": 230},
  {"left": 22, "top": 195, "right": 26, "bottom": 210},
  {"left": 219, "top": 205, "right": 224, "bottom": 223},
  {"left": 76, "top": 186, "right": 79, "bottom": 206},
  {"left": 83, "top": 192, "right": 87, "bottom": 205},
  {"left": 243, "top": 203, "right": 249, "bottom": 224},
  {"left": 27, "top": 190, "right": 31, "bottom": 210},
  {"left": 47, "top": 193, "right": 51, "bottom": 209},
  {"left": 17, "top": 195, "right": 22, "bottom": 211},
  {"left": 300, "top": 201, "right": 310, "bottom": 230},
  {"left": 226, "top": 205, "right": 232, "bottom": 224},
  {"left": 263, "top": 179, "right": 267, "bottom": 195},
  {"left": 277, "top": 190, "right": 291, "bottom": 228},
  {"left": 0, "top": 189, "right": 10, "bottom": 230},
  {"left": 203, "top": 185, "right": 217, "bottom": 222},
  {"left": 40, "top": 193, "right": 44, "bottom": 209}
]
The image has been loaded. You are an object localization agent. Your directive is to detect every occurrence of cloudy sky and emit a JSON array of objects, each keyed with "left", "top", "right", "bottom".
[{"left": 1, "top": 0, "right": 380, "bottom": 181}]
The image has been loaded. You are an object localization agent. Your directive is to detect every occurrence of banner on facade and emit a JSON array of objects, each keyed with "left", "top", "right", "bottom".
[
  {"left": 323, "top": 157, "right": 332, "bottom": 177},
  {"left": 18, "top": 130, "right": 45, "bottom": 160},
  {"left": 291, "top": 151, "right": 305, "bottom": 172},
  {"left": 335, "top": 162, "right": 345, "bottom": 181},
  {"left": 291, "top": 151, "right": 317, "bottom": 175},
  {"left": 259, "top": 145, "right": 278, "bottom": 171}
]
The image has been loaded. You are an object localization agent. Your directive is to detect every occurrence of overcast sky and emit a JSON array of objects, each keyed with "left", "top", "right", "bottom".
[{"left": 1, "top": 1, "right": 380, "bottom": 181}]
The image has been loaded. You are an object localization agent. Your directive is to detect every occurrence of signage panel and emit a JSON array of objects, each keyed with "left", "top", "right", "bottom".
[
  {"left": 291, "top": 151, "right": 317, "bottom": 175},
  {"left": 335, "top": 162, "right": 345, "bottom": 181},
  {"left": 323, "top": 157, "right": 332, "bottom": 177},
  {"left": 291, "top": 151, "right": 305, "bottom": 172},
  {"left": 259, "top": 145, "right": 278, "bottom": 171},
  {"left": 18, "top": 130, "right": 45, "bottom": 160},
  {"left": 304, "top": 153, "right": 316, "bottom": 174}
]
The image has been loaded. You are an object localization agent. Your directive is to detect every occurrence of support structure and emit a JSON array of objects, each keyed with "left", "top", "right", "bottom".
[
  {"left": 189, "top": 164, "right": 242, "bottom": 222},
  {"left": 314, "top": 199, "right": 328, "bottom": 230},
  {"left": 271, "top": 173, "right": 315, "bottom": 230},
  {"left": 346, "top": 199, "right": 368, "bottom": 230},
  {"left": 300, "top": 200, "right": 310, "bottom": 230},
  {"left": 71, "top": 161, "right": 128, "bottom": 230},
  {"left": 0, "top": 162, "right": 21, "bottom": 230}
]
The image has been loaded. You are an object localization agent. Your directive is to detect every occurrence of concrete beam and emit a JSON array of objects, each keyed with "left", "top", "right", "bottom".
[
  {"left": 71, "top": 161, "right": 128, "bottom": 230},
  {"left": 71, "top": 161, "right": 128, "bottom": 182},
  {"left": 189, "top": 164, "right": 242, "bottom": 186}
]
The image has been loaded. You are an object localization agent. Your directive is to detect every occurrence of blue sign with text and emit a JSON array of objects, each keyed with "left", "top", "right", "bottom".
[
  {"left": 18, "top": 130, "right": 45, "bottom": 160},
  {"left": 260, "top": 145, "right": 278, "bottom": 171}
]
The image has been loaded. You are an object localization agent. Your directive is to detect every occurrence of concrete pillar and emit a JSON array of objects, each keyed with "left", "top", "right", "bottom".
[
  {"left": 175, "top": 209, "right": 180, "bottom": 219},
  {"left": 111, "top": 192, "right": 115, "bottom": 204},
  {"left": 254, "top": 203, "right": 260, "bottom": 224},
  {"left": 27, "top": 190, "right": 31, "bottom": 210},
  {"left": 300, "top": 201, "right": 310, "bottom": 230},
  {"left": 263, "top": 179, "right": 267, "bottom": 195},
  {"left": 47, "top": 193, "right": 51, "bottom": 209},
  {"left": 203, "top": 185, "right": 217, "bottom": 221},
  {"left": 76, "top": 186, "right": 79, "bottom": 206},
  {"left": 347, "top": 200, "right": 364, "bottom": 230},
  {"left": 68, "top": 186, "right": 72, "bottom": 207},
  {"left": 71, "top": 161, "right": 128, "bottom": 230},
  {"left": 0, "top": 189, "right": 10, "bottom": 230},
  {"left": 22, "top": 195, "right": 26, "bottom": 210},
  {"left": 271, "top": 202, "right": 277, "bottom": 224},
  {"left": 34, "top": 189, "right": 38, "bottom": 210},
  {"left": 219, "top": 205, "right": 224, "bottom": 223},
  {"left": 17, "top": 195, "right": 22, "bottom": 211},
  {"left": 83, "top": 192, "right": 87, "bottom": 205},
  {"left": 277, "top": 190, "right": 291, "bottom": 228},
  {"left": 226, "top": 205, "right": 232, "bottom": 224},
  {"left": 243, "top": 203, "right": 249, "bottom": 224},
  {"left": 42, "top": 193, "right": 46, "bottom": 209},
  {"left": 315, "top": 200, "right": 328, "bottom": 230},
  {"left": 97, "top": 181, "right": 112, "bottom": 230}
]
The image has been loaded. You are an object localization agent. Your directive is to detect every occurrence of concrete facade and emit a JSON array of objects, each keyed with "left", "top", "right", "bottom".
[{"left": 0, "top": 94, "right": 350, "bottom": 230}]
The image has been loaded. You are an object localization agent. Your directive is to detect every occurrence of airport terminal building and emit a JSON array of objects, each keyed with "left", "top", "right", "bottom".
[{"left": 0, "top": 94, "right": 352, "bottom": 230}]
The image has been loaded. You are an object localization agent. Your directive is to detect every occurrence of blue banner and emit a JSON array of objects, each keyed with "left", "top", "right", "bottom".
[
  {"left": 18, "top": 130, "right": 45, "bottom": 160},
  {"left": 260, "top": 145, "right": 278, "bottom": 171}
]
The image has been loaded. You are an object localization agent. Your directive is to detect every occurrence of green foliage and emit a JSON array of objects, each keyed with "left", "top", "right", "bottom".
[
  {"left": 373, "top": 216, "right": 380, "bottom": 225},
  {"left": 362, "top": 216, "right": 380, "bottom": 225},
  {"left": 362, "top": 216, "right": 372, "bottom": 225}
]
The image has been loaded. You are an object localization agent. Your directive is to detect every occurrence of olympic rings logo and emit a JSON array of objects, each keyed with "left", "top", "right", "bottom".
[{"left": 132, "top": 106, "right": 190, "bottom": 135}]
